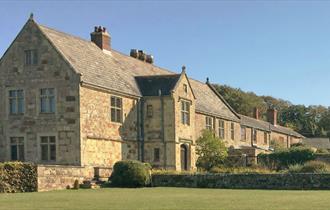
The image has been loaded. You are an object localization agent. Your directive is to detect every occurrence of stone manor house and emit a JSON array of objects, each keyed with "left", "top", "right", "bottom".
[{"left": 0, "top": 16, "right": 304, "bottom": 172}]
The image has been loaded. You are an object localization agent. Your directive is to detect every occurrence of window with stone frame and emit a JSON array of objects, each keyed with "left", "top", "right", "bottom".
[
  {"left": 40, "top": 136, "right": 56, "bottom": 162},
  {"left": 219, "top": 120, "right": 225, "bottom": 139},
  {"left": 154, "top": 148, "right": 160, "bottom": 162},
  {"left": 181, "top": 100, "right": 190, "bottom": 125},
  {"left": 252, "top": 129, "right": 257, "bottom": 144},
  {"left": 205, "top": 116, "right": 213, "bottom": 130},
  {"left": 9, "top": 89, "right": 24, "bottom": 114},
  {"left": 147, "top": 104, "right": 153, "bottom": 118},
  {"left": 40, "top": 88, "right": 55, "bottom": 113},
  {"left": 111, "top": 96, "right": 122, "bottom": 123},
  {"left": 25, "top": 49, "right": 38, "bottom": 65},
  {"left": 230, "top": 122, "right": 235, "bottom": 140},
  {"left": 10, "top": 137, "right": 24, "bottom": 161},
  {"left": 264, "top": 132, "right": 268, "bottom": 144},
  {"left": 241, "top": 126, "right": 246, "bottom": 141}
]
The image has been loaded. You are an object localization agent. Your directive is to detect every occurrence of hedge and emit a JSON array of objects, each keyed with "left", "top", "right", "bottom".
[
  {"left": 258, "top": 147, "right": 315, "bottom": 170},
  {"left": 0, "top": 162, "right": 37, "bottom": 193}
]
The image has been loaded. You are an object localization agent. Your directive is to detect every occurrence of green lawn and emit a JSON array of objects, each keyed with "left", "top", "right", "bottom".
[{"left": 0, "top": 187, "right": 330, "bottom": 210}]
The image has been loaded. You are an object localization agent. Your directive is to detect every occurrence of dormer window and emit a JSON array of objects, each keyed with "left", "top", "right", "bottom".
[{"left": 25, "top": 49, "right": 38, "bottom": 65}]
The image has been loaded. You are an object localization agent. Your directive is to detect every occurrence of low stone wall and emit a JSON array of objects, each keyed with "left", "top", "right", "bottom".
[
  {"left": 37, "top": 165, "right": 94, "bottom": 192},
  {"left": 152, "top": 174, "right": 330, "bottom": 190}
]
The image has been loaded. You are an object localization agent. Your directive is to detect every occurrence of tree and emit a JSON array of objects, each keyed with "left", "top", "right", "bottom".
[{"left": 196, "top": 130, "right": 228, "bottom": 171}]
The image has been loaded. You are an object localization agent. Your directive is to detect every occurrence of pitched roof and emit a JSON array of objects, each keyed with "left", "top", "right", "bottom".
[
  {"left": 302, "top": 138, "right": 330, "bottom": 149},
  {"left": 135, "top": 74, "right": 181, "bottom": 96},
  {"left": 270, "top": 124, "right": 304, "bottom": 138},
  {"left": 36, "top": 21, "right": 240, "bottom": 121},
  {"left": 240, "top": 115, "right": 270, "bottom": 131},
  {"left": 240, "top": 114, "right": 304, "bottom": 138}
]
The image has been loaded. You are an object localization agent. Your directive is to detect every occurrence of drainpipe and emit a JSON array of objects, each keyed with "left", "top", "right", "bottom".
[
  {"left": 139, "top": 98, "right": 145, "bottom": 162},
  {"left": 159, "top": 90, "right": 167, "bottom": 169}
]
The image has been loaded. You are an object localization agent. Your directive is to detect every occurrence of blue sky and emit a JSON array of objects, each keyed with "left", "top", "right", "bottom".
[{"left": 1, "top": 1, "right": 330, "bottom": 106}]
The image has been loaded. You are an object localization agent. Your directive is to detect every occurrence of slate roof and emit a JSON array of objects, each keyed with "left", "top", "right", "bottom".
[
  {"left": 302, "top": 138, "right": 330, "bottom": 149},
  {"left": 240, "top": 114, "right": 304, "bottom": 138},
  {"left": 135, "top": 74, "right": 181, "bottom": 96},
  {"left": 240, "top": 115, "right": 270, "bottom": 131},
  {"left": 36, "top": 21, "right": 240, "bottom": 121}
]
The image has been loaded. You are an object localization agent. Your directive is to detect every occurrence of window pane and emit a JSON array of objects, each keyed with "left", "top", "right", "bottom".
[
  {"left": 17, "top": 98, "right": 24, "bottom": 113},
  {"left": 41, "top": 145, "right": 48, "bottom": 161},
  {"left": 49, "top": 97, "right": 55, "bottom": 113},
  {"left": 50, "top": 145, "right": 56, "bottom": 161},
  {"left": 10, "top": 98, "right": 16, "bottom": 114},
  {"left": 41, "top": 137, "right": 48, "bottom": 144},
  {"left": 111, "top": 109, "right": 116, "bottom": 122},
  {"left": 9, "top": 90, "right": 16, "bottom": 97},
  {"left": 116, "top": 98, "right": 122, "bottom": 108},
  {"left": 116, "top": 110, "right": 121, "bottom": 123},
  {"left": 41, "top": 98, "right": 47, "bottom": 112},
  {"left": 49, "top": 136, "right": 56, "bottom": 143},
  {"left": 111, "top": 97, "right": 115, "bottom": 107},
  {"left": 32, "top": 50, "right": 38, "bottom": 64},
  {"left": 18, "top": 145, "right": 25, "bottom": 161},
  {"left": 11, "top": 145, "right": 18, "bottom": 160}
]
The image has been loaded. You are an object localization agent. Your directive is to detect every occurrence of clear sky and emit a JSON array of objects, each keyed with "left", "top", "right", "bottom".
[{"left": 1, "top": 1, "right": 330, "bottom": 106}]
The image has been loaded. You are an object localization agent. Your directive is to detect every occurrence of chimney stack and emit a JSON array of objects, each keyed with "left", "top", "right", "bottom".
[
  {"left": 130, "top": 49, "right": 154, "bottom": 64},
  {"left": 91, "top": 26, "right": 111, "bottom": 51},
  {"left": 253, "top": 107, "right": 259, "bottom": 120},
  {"left": 267, "top": 108, "right": 277, "bottom": 126}
]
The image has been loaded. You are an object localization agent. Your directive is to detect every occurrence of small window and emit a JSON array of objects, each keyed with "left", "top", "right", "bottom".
[
  {"left": 183, "top": 84, "right": 188, "bottom": 93},
  {"left": 219, "top": 120, "right": 225, "bottom": 139},
  {"left": 147, "top": 104, "right": 153, "bottom": 118},
  {"left": 241, "top": 127, "right": 246, "bottom": 141},
  {"left": 181, "top": 101, "right": 190, "bottom": 125},
  {"left": 9, "top": 89, "right": 24, "bottom": 114},
  {"left": 154, "top": 148, "right": 160, "bottom": 162},
  {"left": 40, "top": 88, "right": 55, "bottom": 113},
  {"left": 25, "top": 50, "right": 38, "bottom": 65},
  {"left": 252, "top": 129, "right": 257, "bottom": 144},
  {"left": 230, "top": 123, "right": 235, "bottom": 140},
  {"left": 40, "top": 136, "right": 56, "bottom": 162},
  {"left": 111, "top": 96, "right": 122, "bottom": 123},
  {"left": 206, "top": 116, "right": 213, "bottom": 130},
  {"left": 10, "top": 137, "right": 24, "bottom": 161},
  {"left": 264, "top": 132, "right": 268, "bottom": 144}
]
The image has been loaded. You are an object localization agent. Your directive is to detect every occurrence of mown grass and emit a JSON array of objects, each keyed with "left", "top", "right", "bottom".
[{"left": 0, "top": 187, "right": 330, "bottom": 210}]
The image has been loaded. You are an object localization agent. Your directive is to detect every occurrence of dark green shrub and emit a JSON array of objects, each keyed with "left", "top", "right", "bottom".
[
  {"left": 0, "top": 162, "right": 37, "bottom": 193},
  {"left": 109, "top": 160, "right": 151, "bottom": 188},
  {"left": 258, "top": 147, "right": 315, "bottom": 170}
]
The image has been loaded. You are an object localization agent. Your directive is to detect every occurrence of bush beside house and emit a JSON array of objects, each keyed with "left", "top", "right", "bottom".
[
  {"left": 0, "top": 162, "right": 37, "bottom": 193},
  {"left": 109, "top": 160, "right": 151, "bottom": 188}
]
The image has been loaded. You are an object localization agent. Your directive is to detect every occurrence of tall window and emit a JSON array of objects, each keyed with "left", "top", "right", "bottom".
[
  {"left": 111, "top": 96, "right": 122, "bottom": 123},
  {"left": 206, "top": 117, "right": 213, "bottom": 130},
  {"left": 219, "top": 120, "right": 225, "bottom": 139},
  {"left": 10, "top": 137, "right": 24, "bottom": 161},
  {"left": 40, "top": 136, "right": 56, "bottom": 161},
  {"left": 9, "top": 90, "right": 24, "bottom": 114},
  {"left": 252, "top": 129, "right": 257, "bottom": 144},
  {"left": 25, "top": 50, "right": 38, "bottom": 65},
  {"left": 181, "top": 101, "right": 190, "bottom": 125},
  {"left": 154, "top": 148, "right": 160, "bottom": 162},
  {"left": 183, "top": 84, "right": 188, "bottom": 93},
  {"left": 264, "top": 132, "right": 268, "bottom": 144},
  {"left": 241, "top": 127, "right": 246, "bottom": 141},
  {"left": 230, "top": 123, "right": 235, "bottom": 140},
  {"left": 40, "top": 88, "right": 55, "bottom": 113},
  {"left": 147, "top": 104, "right": 153, "bottom": 118}
]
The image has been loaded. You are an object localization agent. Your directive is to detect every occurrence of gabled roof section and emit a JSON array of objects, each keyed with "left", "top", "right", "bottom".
[
  {"left": 35, "top": 21, "right": 242, "bottom": 120},
  {"left": 135, "top": 74, "right": 180, "bottom": 96},
  {"left": 172, "top": 69, "right": 196, "bottom": 99}
]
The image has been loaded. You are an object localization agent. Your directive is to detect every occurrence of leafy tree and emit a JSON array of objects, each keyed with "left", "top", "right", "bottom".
[{"left": 196, "top": 130, "right": 228, "bottom": 171}]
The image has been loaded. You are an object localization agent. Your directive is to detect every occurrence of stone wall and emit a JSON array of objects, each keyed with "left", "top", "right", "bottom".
[
  {"left": 0, "top": 19, "right": 81, "bottom": 165},
  {"left": 152, "top": 173, "right": 330, "bottom": 190},
  {"left": 37, "top": 165, "right": 93, "bottom": 192}
]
